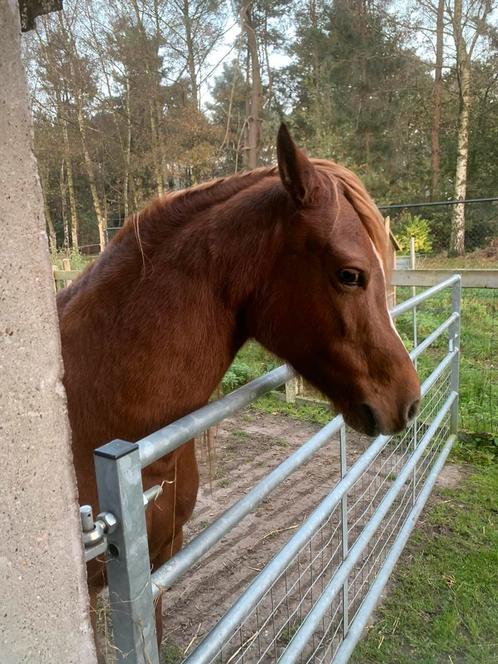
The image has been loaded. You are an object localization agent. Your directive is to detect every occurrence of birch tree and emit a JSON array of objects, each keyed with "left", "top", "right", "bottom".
[
  {"left": 431, "top": 0, "right": 445, "bottom": 199},
  {"left": 448, "top": 0, "right": 495, "bottom": 256}
]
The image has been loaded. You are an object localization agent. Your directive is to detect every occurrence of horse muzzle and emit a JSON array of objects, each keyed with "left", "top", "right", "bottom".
[{"left": 343, "top": 397, "right": 420, "bottom": 437}]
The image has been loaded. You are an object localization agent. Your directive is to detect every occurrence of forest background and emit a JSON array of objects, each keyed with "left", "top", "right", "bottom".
[{"left": 23, "top": 0, "right": 498, "bottom": 260}]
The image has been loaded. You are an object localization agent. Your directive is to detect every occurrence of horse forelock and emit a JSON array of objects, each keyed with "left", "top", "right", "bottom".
[{"left": 313, "top": 160, "right": 389, "bottom": 274}]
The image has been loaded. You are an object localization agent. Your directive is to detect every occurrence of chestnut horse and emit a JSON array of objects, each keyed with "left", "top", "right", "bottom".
[{"left": 57, "top": 125, "right": 419, "bottom": 651}]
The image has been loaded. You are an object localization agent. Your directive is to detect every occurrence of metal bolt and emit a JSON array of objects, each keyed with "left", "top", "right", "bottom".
[
  {"left": 80, "top": 505, "right": 94, "bottom": 533},
  {"left": 97, "top": 511, "right": 118, "bottom": 534}
]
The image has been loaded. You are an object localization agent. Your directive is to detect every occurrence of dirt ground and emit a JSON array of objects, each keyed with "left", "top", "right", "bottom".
[{"left": 160, "top": 407, "right": 461, "bottom": 661}]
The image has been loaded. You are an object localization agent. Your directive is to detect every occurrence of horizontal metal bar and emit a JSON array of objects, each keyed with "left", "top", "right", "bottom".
[
  {"left": 392, "top": 269, "right": 498, "bottom": 289},
  {"left": 333, "top": 434, "right": 456, "bottom": 664},
  {"left": 152, "top": 340, "right": 454, "bottom": 594},
  {"left": 409, "top": 312, "right": 459, "bottom": 362},
  {"left": 139, "top": 278, "right": 454, "bottom": 469},
  {"left": 419, "top": 348, "right": 456, "bottom": 396},
  {"left": 182, "top": 432, "right": 389, "bottom": 664},
  {"left": 378, "top": 196, "right": 498, "bottom": 210},
  {"left": 143, "top": 484, "right": 163, "bottom": 508},
  {"left": 182, "top": 352, "right": 456, "bottom": 664},
  {"left": 138, "top": 365, "right": 294, "bottom": 468},
  {"left": 279, "top": 392, "right": 456, "bottom": 664},
  {"left": 152, "top": 415, "right": 343, "bottom": 597},
  {"left": 390, "top": 275, "right": 460, "bottom": 319}
]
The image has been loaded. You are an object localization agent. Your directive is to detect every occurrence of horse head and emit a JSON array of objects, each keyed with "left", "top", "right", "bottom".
[{"left": 248, "top": 125, "right": 420, "bottom": 436}]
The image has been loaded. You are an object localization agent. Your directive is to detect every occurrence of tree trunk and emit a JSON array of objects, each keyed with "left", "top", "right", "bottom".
[
  {"left": 60, "top": 160, "right": 70, "bottom": 252},
  {"left": 450, "top": 0, "right": 471, "bottom": 257},
  {"left": 131, "top": 0, "right": 164, "bottom": 196},
  {"left": 65, "top": 149, "right": 79, "bottom": 251},
  {"left": 124, "top": 76, "right": 132, "bottom": 219},
  {"left": 431, "top": 0, "right": 444, "bottom": 200},
  {"left": 309, "top": 0, "right": 323, "bottom": 147},
  {"left": 450, "top": 60, "right": 470, "bottom": 256},
  {"left": 39, "top": 165, "right": 57, "bottom": 252},
  {"left": 241, "top": 3, "right": 262, "bottom": 170},
  {"left": 183, "top": 0, "right": 199, "bottom": 109},
  {"left": 149, "top": 102, "right": 163, "bottom": 196},
  {"left": 76, "top": 100, "right": 107, "bottom": 252}
]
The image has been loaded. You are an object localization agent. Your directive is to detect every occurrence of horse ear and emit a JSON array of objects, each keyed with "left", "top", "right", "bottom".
[{"left": 277, "top": 123, "right": 319, "bottom": 207}]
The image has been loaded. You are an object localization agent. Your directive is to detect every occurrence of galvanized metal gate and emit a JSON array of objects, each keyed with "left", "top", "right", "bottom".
[{"left": 83, "top": 275, "right": 461, "bottom": 663}]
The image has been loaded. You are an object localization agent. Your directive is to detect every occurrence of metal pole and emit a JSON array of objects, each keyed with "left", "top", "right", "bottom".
[
  {"left": 378, "top": 196, "right": 498, "bottom": 211},
  {"left": 450, "top": 277, "right": 462, "bottom": 434},
  {"left": 409, "top": 235, "right": 418, "bottom": 504},
  {"left": 94, "top": 440, "right": 159, "bottom": 664},
  {"left": 390, "top": 274, "right": 460, "bottom": 318},
  {"left": 339, "top": 425, "right": 349, "bottom": 637},
  {"left": 410, "top": 235, "right": 418, "bottom": 364},
  {"left": 152, "top": 415, "right": 343, "bottom": 595}
]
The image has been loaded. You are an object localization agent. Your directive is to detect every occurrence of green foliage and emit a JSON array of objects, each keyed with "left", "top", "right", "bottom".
[
  {"left": 51, "top": 249, "right": 93, "bottom": 271},
  {"left": 351, "top": 464, "right": 498, "bottom": 663},
  {"left": 394, "top": 212, "right": 433, "bottom": 254},
  {"left": 451, "top": 432, "right": 498, "bottom": 466},
  {"left": 161, "top": 639, "right": 183, "bottom": 664},
  {"left": 222, "top": 361, "right": 252, "bottom": 392}
]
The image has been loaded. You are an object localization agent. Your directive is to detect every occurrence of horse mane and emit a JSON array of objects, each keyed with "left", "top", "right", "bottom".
[
  {"left": 62, "top": 159, "right": 387, "bottom": 305},
  {"left": 128, "top": 159, "right": 388, "bottom": 268}
]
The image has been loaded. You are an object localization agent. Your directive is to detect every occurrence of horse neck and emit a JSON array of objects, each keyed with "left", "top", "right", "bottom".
[{"left": 61, "top": 174, "right": 290, "bottom": 438}]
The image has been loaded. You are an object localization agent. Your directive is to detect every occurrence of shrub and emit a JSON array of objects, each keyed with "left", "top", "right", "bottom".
[
  {"left": 395, "top": 212, "right": 433, "bottom": 254},
  {"left": 222, "top": 361, "right": 252, "bottom": 392}
]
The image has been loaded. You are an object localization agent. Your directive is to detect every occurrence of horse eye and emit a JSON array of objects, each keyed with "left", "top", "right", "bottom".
[{"left": 338, "top": 269, "right": 362, "bottom": 286}]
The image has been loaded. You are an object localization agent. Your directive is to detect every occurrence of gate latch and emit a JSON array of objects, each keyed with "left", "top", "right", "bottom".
[{"left": 80, "top": 505, "right": 118, "bottom": 562}]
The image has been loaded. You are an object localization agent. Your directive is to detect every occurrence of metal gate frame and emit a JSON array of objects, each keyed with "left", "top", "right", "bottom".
[{"left": 84, "top": 274, "right": 461, "bottom": 664}]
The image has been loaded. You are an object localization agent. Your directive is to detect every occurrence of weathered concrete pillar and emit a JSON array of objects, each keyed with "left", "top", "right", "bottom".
[{"left": 0, "top": 3, "right": 97, "bottom": 662}]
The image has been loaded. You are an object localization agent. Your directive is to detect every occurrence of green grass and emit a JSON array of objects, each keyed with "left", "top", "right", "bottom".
[
  {"left": 250, "top": 393, "right": 332, "bottom": 427},
  {"left": 51, "top": 248, "right": 94, "bottom": 271},
  {"left": 161, "top": 640, "right": 184, "bottom": 664},
  {"left": 351, "top": 461, "right": 498, "bottom": 664}
]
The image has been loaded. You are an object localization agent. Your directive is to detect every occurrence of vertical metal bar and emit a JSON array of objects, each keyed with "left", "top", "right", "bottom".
[
  {"left": 339, "top": 425, "right": 349, "bottom": 637},
  {"left": 449, "top": 278, "right": 462, "bottom": 434},
  {"left": 411, "top": 417, "right": 418, "bottom": 506},
  {"left": 94, "top": 440, "right": 159, "bottom": 664},
  {"left": 407, "top": 244, "right": 418, "bottom": 505},
  {"left": 410, "top": 235, "right": 418, "bottom": 369}
]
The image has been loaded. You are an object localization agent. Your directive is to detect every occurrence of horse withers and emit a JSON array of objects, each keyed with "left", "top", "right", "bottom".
[{"left": 57, "top": 124, "right": 420, "bottom": 655}]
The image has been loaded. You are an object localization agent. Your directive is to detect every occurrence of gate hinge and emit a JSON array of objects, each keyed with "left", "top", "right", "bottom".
[{"left": 80, "top": 505, "right": 118, "bottom": 562}]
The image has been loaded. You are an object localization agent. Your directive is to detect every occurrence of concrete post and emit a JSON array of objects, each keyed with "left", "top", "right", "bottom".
[{"left": 0, "top": 3, "right": 97, "bottom": 663}]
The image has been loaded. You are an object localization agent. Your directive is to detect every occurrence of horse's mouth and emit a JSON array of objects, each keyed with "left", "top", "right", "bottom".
[{"left": 343, "top": 403, "right": 381, "bottom": 437}]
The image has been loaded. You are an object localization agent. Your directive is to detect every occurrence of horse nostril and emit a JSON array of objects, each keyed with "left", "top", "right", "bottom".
[{"left": 407, "top": 399, "right": 420, "bottom": 421}]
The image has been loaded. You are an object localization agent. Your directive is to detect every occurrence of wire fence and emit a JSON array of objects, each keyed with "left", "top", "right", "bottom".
[
  {"left": 85, "top": 276, "right": 459, "bottom": 664},
  {"left": 186, "top": 364, "right": 453, "bottom": 664},
  {"left": 395, "top": 285, "right": 497, "bottom": 436},
  {"left": 381, "top": 198, "right": 498, "bottom": 260}
]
